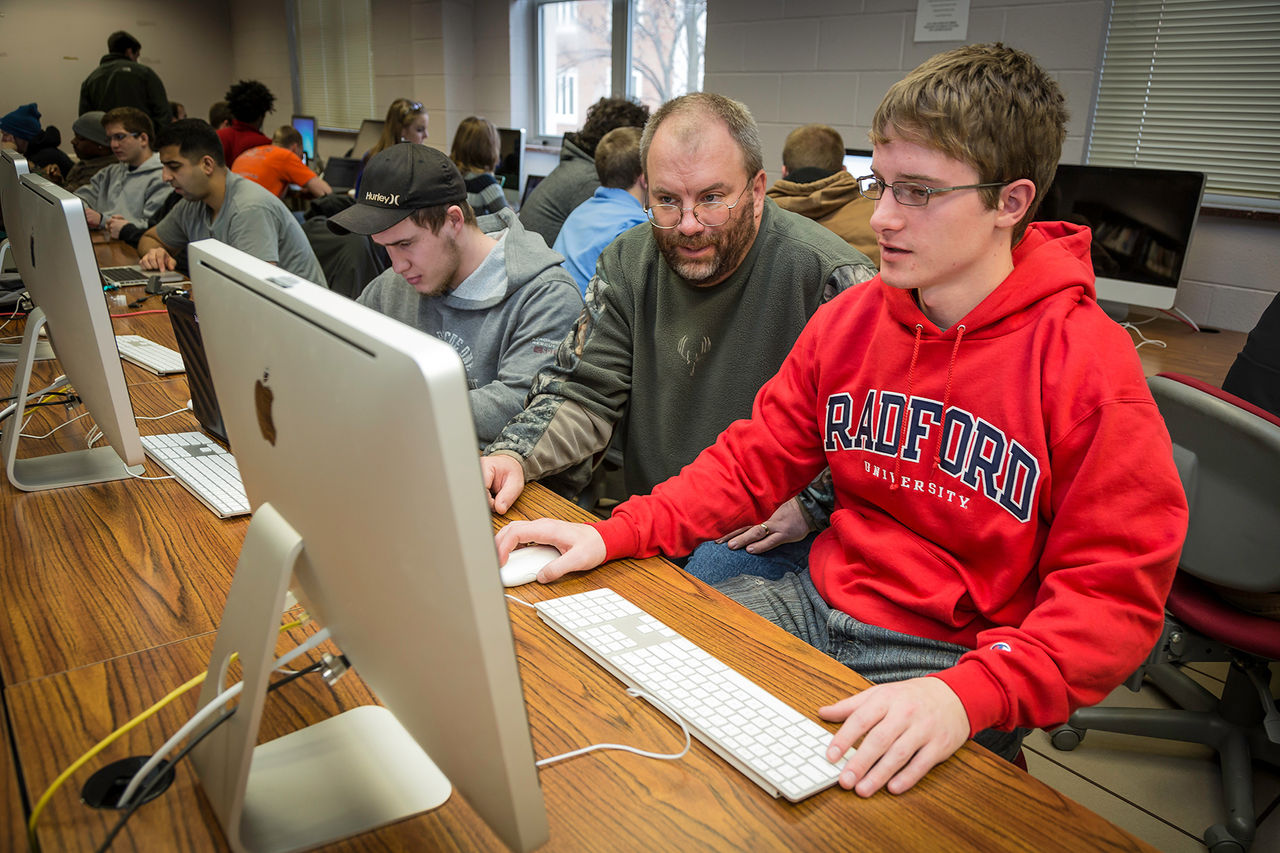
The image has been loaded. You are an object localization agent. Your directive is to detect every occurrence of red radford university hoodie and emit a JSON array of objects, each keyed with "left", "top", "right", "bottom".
[{"left": 592, "top": 221, "right": 1187, "bottom": 736}]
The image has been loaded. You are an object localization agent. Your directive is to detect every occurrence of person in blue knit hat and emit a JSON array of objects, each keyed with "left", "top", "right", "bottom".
[{"left": 1, "top": 103, "right": 74, "bottom": 183}]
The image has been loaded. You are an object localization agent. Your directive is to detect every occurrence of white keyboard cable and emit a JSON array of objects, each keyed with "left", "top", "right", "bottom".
[
  {"left": 117, "top": 627, "right": 333, "bottom": 808},
  {"left": 505, "top": 595, "right": 694, "bottom": 769}
]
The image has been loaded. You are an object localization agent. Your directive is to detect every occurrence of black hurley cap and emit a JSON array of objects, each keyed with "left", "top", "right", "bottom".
[{"left": 327, "top": 144, "right": 467, "bottom": 235}]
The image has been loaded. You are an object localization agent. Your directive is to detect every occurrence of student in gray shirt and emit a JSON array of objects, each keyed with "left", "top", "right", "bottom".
[
  {"left": 329, "top": 145, "right": 582, "bottom": 445},
  {"left": 137, "top": 119, "right": 325, "bottom": 285}
]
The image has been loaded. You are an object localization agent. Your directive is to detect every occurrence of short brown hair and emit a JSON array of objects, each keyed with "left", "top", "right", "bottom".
[
  {"left": 450, "top": 116, "right": 500, "bottom": 175},
  {"left": 872, "top": 42, "right": 1068, "bottom": 243},
  {"left": 594, "top": 127, "right": 642, "bottom": 189},
  {"left": 102, "top": 107, "right": 153, "bottom": 143},
  {"left": 782, "top": 124, "right": 844, "bottom": 174},
  {"left": 640, "top": 93, "right": 763, "bottom": 184},
  {"left": 409, "top": 201, "right": 477, "bottom": 234},
  {"left": 273, "top": 125, "right": 303, "bottom": 148}
]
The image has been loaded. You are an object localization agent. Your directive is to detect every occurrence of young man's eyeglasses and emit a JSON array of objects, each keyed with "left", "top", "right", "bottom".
[
  {"left": 107, "top": 132, "right": 142, "bottom": 143},
  {"left": 857, "top": 174, "right": 1011, "bottom": 207},
  {"left": 646, "top": 184, "right": 751, "bottom": 229}
]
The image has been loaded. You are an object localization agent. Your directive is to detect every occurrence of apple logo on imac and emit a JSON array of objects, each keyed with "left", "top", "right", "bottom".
[{"left": 254, "top": 372, "right": 276, "bottom": 445}]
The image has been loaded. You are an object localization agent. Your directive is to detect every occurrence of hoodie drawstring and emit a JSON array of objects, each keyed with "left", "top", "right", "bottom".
[
  {"left": 934, "top": 324, "right": 966, "bottom": 470},
  {"left": 890, "top": 323, "right": 967, "bottom": 489},
  {"left": 890, "top": 324, "right": 925, "bottom": 490}
]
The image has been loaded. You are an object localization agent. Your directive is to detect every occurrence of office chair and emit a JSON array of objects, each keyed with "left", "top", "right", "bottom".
[{"left": 1051, "top": 373, "right": 1280, "bottom": 853}]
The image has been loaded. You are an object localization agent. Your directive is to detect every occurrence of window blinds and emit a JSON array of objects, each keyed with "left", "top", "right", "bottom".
[
  {"left": 1088, "top": 0, "right": 1280, "bottom": 207},
  {"left": 292, "top": 0, "right": 376, "bottom": 131}
]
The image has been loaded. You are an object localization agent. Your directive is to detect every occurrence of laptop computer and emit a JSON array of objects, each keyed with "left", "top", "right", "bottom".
[{"left": 322, "top": 157, "right": 362, "bottom": 193}]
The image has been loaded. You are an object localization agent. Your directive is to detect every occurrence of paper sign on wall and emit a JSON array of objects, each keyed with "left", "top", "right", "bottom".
[{"left": 915, "top": 0, "right": 970, "bottom": 43}]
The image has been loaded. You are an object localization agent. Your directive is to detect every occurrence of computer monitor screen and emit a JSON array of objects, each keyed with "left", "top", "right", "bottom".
[
  {"left": 188, "top": 239, "right": 548, "bottom": 851},
  {"left": 291, "top": 115, "right": 317, "bottom": 163},
  {"left": 495, "top": 127, "right": 526, "bottom": 203},
  {"left": 352, "top": 119, "right": 384, "bottom": 159},
  {"left": 1, "top": 171, "right": 144, "bottom": 490},
  {"left": 842, "top": 147, "right": 873, "bottom": 178},
  {"left": 1034, "top": 163, "right": 1206, "bottom": 311}
]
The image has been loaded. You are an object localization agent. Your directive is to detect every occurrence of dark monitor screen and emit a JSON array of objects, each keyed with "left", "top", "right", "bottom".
[
  {"left": 291, "top": 115, "right": 317, "bottom": 163},
  {"left": 495, "top": 127, "right": 526, "bottom": 199},
  {"left": 1033, "top": 163, "right": 1206, "bottom": 310}
]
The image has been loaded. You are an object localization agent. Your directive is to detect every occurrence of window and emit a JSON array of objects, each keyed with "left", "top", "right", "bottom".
[
  {"left": 289, "top": 0, "right": 377, "bottom": 131},
  {"left": 1088, "top": 0, "right": 1280, "bottom": 210},
  {"left": 555, "top": 69, "right": 579, "bottom": 123},
  {"left": 535, "top": 0, "right": 706, "bottom": 138}
]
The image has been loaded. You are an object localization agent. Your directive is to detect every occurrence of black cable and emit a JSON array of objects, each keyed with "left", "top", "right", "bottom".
[{"left": 93, "top": 660, "right": 328, "bottom": 852}]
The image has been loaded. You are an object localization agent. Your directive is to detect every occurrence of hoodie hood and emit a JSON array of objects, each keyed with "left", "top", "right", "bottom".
[
  {"left": 445, "top": 206, "right": 572, "bottom": 310},
  {"left": 767, "top": 170, "right": 864, "bottom": 220},
  {"left": 882, "top": 220, "right": 1095, "bottom": 341}
]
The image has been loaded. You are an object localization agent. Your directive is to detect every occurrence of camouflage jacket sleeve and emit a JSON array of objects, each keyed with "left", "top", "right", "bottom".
[
  {"left": 484, "top": 266, "right": 632, "bottom": 490},
  {"left": 796, "top": 260, "right": 877, "bottom": 528}
]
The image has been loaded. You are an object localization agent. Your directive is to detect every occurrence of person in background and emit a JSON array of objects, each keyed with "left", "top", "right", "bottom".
[
  {"left": 78, "top": 30, "right": 172, "bottom": 134},
  {"left": 209, "top": 101, "right": 233, "bottom": 130},
  {"left": 1223, "top": 291, "right": 1280, "bottom": 418},
  {"left": 450, "top": 115, "right": 509, "bottom": 216},
  {"left": 170, "top": 102, "right": 187, "bottom": 121},
  {"left": 0, "top": 103, "right": 73, "bottom": 184},
  {"left": 63, "top": 111, "right": 116, "bottom": 192},
  {"left": 553, "top": 126, "right": 646, "bottom": 296},
  {"left": 364, "top": 98, "right": 429, "bottom": 163},
  {"left": 496, "top": 43, "right": 1187, "bottom": 799},
  {"left": 519, "top": 96, "right": 650, "bottom": 246},
  {"left": 767, "top": 123, "right": 879, "bottom": 266},
  {"left": 138, "top": 119, "right": 325, "bottom": 285},
  {"left": 233, "top": 126, "right": 332, "bottom": 200},
  {"left": 76, "top": 107, "right": 169, "bottom": 232},
  {"left": 328, "top": 144, "right": 582, "bottom": 445},
  {"left": 217, "top": 80, "right": 275, "bottom": 167}
]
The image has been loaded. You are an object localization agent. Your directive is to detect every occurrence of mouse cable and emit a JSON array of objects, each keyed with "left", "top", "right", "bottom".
[
  {"left": 502, "top": 596, "right": 694, "bottom": 768},
  {"left": 117, "top": 627, "right": 333, "bottom": 809},
  {"left": 93, "top": 659, "right": 328, "bottom": 853},
  {"left": 26, "top": 618, "right": 309, "bottom": 849}
]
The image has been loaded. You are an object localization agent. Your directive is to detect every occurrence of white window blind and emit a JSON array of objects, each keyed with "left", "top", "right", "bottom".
[
  {"left": 1089, "top": 0, "right": 1280, "bottom": 207},
  {"left": 291, "top": 0, "right": 376, "bottom": 131}
]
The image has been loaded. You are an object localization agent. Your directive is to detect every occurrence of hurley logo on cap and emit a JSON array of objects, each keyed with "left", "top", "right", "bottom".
[{"left": 363, "top": 191, "right": 402, "bottom": 206}]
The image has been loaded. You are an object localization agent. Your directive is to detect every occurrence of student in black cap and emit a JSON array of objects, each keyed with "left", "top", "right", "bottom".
[{"left": 328, "top": 144, "right": 582, "bottom": 445}]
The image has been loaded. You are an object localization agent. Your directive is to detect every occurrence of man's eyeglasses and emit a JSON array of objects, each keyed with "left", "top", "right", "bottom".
[
  {"left": 856, "top": 174, "right": 1011, "bottom": 207},
  {"left": 646, "top": 184, "right": 750, "bottom": 229},
  {"left": 108, "top": 132, "right": 142, "bottom": 143}
]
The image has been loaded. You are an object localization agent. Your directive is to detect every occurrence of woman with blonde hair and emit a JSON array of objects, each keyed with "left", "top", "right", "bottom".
[
  {"left": 450, "top": 115, "right": 509, "bottom": 215},
  {"left": 364, "top": 98, "right": 428, "bottom": 162}
]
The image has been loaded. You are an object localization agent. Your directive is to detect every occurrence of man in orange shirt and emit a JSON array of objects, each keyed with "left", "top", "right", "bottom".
[{"left": 232, "top": 126, "right": 331, "bottom": 200}]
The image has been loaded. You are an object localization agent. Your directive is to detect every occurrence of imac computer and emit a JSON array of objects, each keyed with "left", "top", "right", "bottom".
[
  {"left": 0, "top": 149, "right": 54, "bottom": 363},
  {"left": 1034, "top": 163, "right": 1206, "bottom": 312},
  {"left": 495, "top": 127, "right": 526, "bottom": 206},
  {"left": 186, "top": 239, "right": 548, "bottom": 852},
  {"left": 290, "top": 115, "right": 318, "bottom": 164},
  {"left": 842, "top": 147, "right": 873, "bottom": 178},
  {"left": 1, "top": 171, "right": 144, "bottom": 490}
]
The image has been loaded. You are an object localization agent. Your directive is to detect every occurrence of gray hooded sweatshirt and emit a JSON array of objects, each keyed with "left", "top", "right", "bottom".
[
  {"left": 357, "top": 207, "right": 583, "bottom": 444},
  {"left": 74, "top": 152, "right": 170, "bottom": 227}
]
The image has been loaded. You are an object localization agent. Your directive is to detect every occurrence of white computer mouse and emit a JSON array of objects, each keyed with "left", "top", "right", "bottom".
[{"left": 499, "top": 544, "right": 560, "bottom": 587}]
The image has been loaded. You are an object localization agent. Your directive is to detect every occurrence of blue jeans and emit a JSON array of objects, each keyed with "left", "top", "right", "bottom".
[{"left": 683, "top": 533, "right": 818, "bottom": 584}]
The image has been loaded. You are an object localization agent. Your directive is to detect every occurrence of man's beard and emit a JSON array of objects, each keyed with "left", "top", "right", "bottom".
[{"left": 654, "top": 204, "right": 757, "bottom": 287}]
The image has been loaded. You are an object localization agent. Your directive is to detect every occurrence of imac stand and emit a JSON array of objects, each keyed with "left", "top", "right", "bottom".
[
  {"left": 190, "top": 502, "right": 452, "bottom": 853},
  {"left": 2, "top": 308, "right": 141, "bottom": 490}
]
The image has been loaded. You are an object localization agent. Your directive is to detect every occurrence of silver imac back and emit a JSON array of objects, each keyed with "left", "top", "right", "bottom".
[
  {"left": 1, "top": 172, "right": 144, "bottom": 490},
  {"left": 187, "top": 239, "right": 548, "bottom": 852}
]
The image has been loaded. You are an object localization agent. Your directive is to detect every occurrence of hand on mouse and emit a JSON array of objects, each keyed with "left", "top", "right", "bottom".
[{"left": 494, "top": 519, "right": 606, "bottom": 583}]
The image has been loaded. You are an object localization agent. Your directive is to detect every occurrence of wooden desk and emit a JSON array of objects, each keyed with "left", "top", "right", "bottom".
[{"left": 5, "top": 294, "right": 1241, "bottom": 852}]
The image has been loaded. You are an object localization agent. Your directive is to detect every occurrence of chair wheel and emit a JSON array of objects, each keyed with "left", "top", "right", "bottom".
[
  {"left": 1049, "top": 725, "right": 1084, "bottom": 751},
  {"left": 1205, "top": 823, "right": 1247, "bottom": 852}
]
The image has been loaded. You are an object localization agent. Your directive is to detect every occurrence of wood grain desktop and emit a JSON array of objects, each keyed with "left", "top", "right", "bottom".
[{"left": 0, "top": 243, "right": 1246, "bottom": 851}]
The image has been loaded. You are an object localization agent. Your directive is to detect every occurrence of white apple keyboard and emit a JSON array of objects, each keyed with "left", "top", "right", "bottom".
[
  {"left": 116, "top": 335, "right": 185, "bottom": 375},
  {"left": 534, "top": 587, "right": 851, "bottom": 801},
  {"left": 141, "top": 432, "right": 249, "bottom": 517}
]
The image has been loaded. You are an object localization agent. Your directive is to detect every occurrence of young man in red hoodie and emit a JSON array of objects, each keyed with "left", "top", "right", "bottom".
[{"left": 495, "top": 43, "right": 1188, "bottom": 797}]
